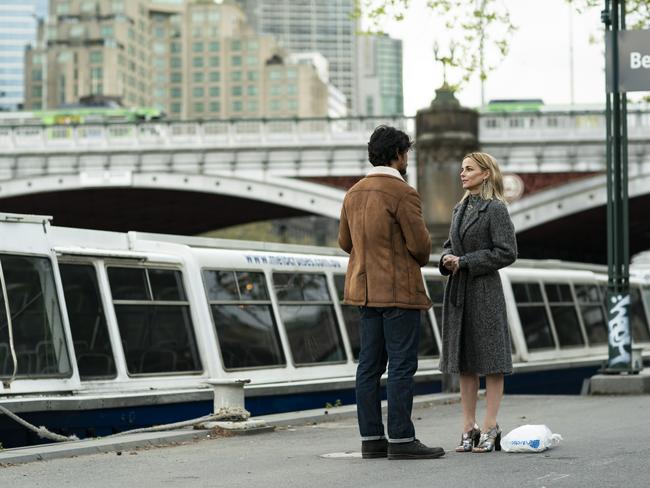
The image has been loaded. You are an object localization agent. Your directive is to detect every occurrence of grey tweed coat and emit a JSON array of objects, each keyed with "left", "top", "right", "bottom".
[{"left": 438, "top": 197, "right": 517, "bottom": 375}]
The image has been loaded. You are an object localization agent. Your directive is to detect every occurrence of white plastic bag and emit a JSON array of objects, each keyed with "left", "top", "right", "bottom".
[{"left": 501, "top": 424, "right": 563, "bottom": 453}]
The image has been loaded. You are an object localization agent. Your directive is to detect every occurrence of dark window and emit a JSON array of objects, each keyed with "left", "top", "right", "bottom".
[
  {"left": 108, "top": 267, "right": 148, "bottom": 300},
  {"left": 59, "top": 264, "right": 117, "bottom": 379},
  {"left": 149, "top": 268, "right": 187, "bottom": 301},
  {"left": 274, "top": 273, "right": 346, "bottom": 365},
  {"left": 423, "top": 278, "right": 444, "bottom": 358},
  {"left": 203, "top": 270, "right": 284, "bottom": 369},
  {"left": 419, "top": 311, "right": 439, "bottom": 358},
  {"left": 630, "top": 288, "right": 650, "bottom": 343},
  {"left": 575, "top": 284, "right": 608, "bottom": 345},
  {"left": 333, "top": 274, "right": 360, "bottom": 359},
  {"left": 0, "top": 255, "right": 71, "bottom": 378},
  {"left": 204, "top": 270, "right": 269, "bottom": 301},
  {"left": 545, "top": 284, "right": 584, "bottom": 347},
  {"left": 108, "top": 267, "right": 201, "bottom": 375},
  {"left": 425, "top": 277, "right": 444, "bottom": 331},
  {"left": 512, "top": 282, "right": 554, "bottom": 350}
]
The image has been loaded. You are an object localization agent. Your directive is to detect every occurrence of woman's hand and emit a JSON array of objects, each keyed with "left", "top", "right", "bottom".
[{"left": 443, "top": 254, "right": 461, "bottom": 274}]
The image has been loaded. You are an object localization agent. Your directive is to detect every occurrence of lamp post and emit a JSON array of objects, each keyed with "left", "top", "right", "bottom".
[{"left": 602, "top": 0, "right": 632, "bottom": 373}]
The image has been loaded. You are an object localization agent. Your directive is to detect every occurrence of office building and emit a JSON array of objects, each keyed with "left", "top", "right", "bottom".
[
  {"left": 356, "top": 33, "right": 403, "bottom": 116},
  {"left": 0, "top": 1, "right": 44, "bottom": 110},
  {"left": 24, "top": 0, "right": 331, "bottom": 120},
  {"left": 235, "top": 0, "right": 359, "bottom": 113}
]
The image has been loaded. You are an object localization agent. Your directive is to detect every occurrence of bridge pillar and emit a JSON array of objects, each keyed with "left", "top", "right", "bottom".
[{"left": 416, "top": 86, "right": 479, "bottom": 249}]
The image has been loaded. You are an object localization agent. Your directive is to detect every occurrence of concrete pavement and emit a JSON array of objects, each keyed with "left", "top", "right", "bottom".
[{"left": 1, "top": 393, "right": 649, "bottom": 487}]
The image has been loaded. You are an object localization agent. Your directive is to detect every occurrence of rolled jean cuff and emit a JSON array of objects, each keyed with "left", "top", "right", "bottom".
[
  {"left": 361, "top": 435, "right": 386, "bottom": 441},
  {"left": 388, "top": 436, "right": 415, "bottom": 444}
]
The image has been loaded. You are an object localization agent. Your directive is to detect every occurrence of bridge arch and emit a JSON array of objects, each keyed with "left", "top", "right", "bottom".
[
  {"left": 0, "top": 172, "right": 345, "bottom": 233},
  {"left": 510, "top": 171, "right": 650, "bottom": 263},
  {"left": 509, "top": 171, "right": 650, "bottom": 231}
]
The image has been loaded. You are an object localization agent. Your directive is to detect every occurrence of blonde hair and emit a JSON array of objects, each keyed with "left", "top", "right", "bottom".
[{"left": 460, "top": 152, "right": 507, "bottom": 203}]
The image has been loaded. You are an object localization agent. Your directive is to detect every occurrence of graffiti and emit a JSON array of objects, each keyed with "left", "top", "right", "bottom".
[{"left": 608, "top": 293, "right": 631, "bottom": 367}]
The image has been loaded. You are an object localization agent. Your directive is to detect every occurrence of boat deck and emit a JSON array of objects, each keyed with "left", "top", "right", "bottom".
[{"left": 1, "top": 391, "right": 649, "bottom": 487}]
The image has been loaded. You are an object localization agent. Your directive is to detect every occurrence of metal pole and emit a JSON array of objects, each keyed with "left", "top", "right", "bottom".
[
  {"left": 603, "top": 0, "right": 613, "bottom": 295},
  {"left": 569, "top": 1, "right": 575, "bottom": 105},
  {"left": 605, "top": 0, "right": 632, "bottom": 372},
  {"left": 620, "top": 0, "right": 629, "bottom": 290}
]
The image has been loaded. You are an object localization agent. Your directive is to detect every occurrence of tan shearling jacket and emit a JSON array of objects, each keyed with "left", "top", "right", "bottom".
[{"left": 338, "top": 173, "right": 432, "bottom": 310}]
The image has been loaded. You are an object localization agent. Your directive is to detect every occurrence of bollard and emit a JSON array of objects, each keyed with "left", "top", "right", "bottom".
[
  {"left": 204, "top": 378, "right": 251, "bottom": 413},
  {"left": 200, "top": 379, "right": 273, "bottom": 434},
  {"left": 631, "top": 346, "right": 644, "bottom": 373}
]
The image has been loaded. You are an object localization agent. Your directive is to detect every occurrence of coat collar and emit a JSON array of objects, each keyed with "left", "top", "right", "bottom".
[
  {"left": 451, "top": 197, "right": 493, "bottom": 244},
  {"left": 367, "top": 166, "right": 405, "bottom": 181},
  {"left": 460, "top": 198, "right": 492, "bottom": 240}
]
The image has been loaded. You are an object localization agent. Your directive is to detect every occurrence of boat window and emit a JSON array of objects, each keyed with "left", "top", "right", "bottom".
[
  {"left": 273, "top": 273, "right": 346, "bottom": 365},
  {"left": 203, "top": 270, "right": 285, "bottom": 369},
  {"left": 333, "top": 274, "right": 360, "bottom": 360},
  {"left": 59, "top": 264, "right": 117, "bottom": 379},
  {"left": 423, "top": 278, "right": 445, "bottom": 357},
  {"left": 419, "top": 310, "right": 439, "bottom": 359},
  {"left": 0, "top": 255, "right": 72, "bottom": 378},
  {"left": 425, "top": 278, "right": 444, "bottom": 328},
  {"left": 108, "top": 266, "right": 202, "bottom": 375},
  {"left": 544, "top": 284, "right": 585, "bottom": 348},
  {"left": 512, "top": 282, "right": 555, "bottom": 350},
  {"left": 204, "top": 269, "right": 268, "bottom": 301},
  {"left": 107, "top": 267, "right": 149, "bottom": 300},
  {"left": 630, "top": 287, "right": 650, "bottom": 343},
  {"left": 574, "top": 284, "right": 608, "bottom": 345}
]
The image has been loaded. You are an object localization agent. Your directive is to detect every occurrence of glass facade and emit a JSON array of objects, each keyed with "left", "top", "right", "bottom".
[
  {"left": 0, "top": 1, "right": 42, "bottom": 110},
  {"left": 236, "top": 0, "right": 358, "bottom": 113}
]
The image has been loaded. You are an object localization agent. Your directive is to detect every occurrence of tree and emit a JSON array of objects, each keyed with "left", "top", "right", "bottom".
[{"left": 355, "top": 0, "right": 650, "bottom": 96}]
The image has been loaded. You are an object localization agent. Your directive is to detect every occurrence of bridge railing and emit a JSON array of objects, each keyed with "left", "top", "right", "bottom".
[
  {"left": 479, "top": 109, "right": 650, "bottom": 143},
  {"left": 3, "top": 110, "right": 649, "bottom": 153},
  {"left": 0, "top": 116, "right": 416, "bottom": 152}
]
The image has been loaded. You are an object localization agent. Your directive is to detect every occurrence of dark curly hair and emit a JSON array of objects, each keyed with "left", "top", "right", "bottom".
[{"left": 367, "top": 125, "right": 413, "bottom": 167}]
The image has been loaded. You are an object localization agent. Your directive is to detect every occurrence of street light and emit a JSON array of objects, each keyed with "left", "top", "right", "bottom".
[{"left": 602, "top": 0, "right": 638, "bottom": 374}]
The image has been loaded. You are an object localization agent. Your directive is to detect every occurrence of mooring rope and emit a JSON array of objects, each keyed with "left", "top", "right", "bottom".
[
  {"left": 0, "top": 404, "right": 250, "bottom": 443},
  {"left": 0, "top": 404, "right": 79, "bottom": 442},
  {"left": 105, "top": 406, "right": 251, "bottom": 437}
]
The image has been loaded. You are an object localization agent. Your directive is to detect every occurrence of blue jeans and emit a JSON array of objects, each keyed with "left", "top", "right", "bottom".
[{"left": 356, "top": 306, "right": 420, "bottom": 443}]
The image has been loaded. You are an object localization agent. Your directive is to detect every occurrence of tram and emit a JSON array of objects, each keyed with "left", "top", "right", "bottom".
[
  {"left": 1, "top": 212, "right": 649, "bottom": 448},
  {"left": 0, "top": 106, "right": 163, "bottom": 126}
]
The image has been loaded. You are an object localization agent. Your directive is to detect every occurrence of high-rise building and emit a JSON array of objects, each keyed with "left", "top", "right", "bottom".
[
  {"left": 0, "top": 1, "right": 44, "bottom": 110},
  {"left": 235, "top": 0, "right": 359, "bottom": 113},
  {"left": 356, "top": 34, "right": 403, "bottom": 116},
  {"left": 25, "top": 0, "right": 154, "bottom": 109},
  {"left": 25, "top": 0, "right": 331, "bottom": 120},
  {"left": 147, "top": 0, "right": 330, "bottom": 119}
]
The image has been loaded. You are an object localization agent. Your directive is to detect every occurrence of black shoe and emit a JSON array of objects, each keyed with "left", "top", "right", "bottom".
[
  {"left": 387, "top": 439, "right": 445, "bottom": 460},
  {"left": 361, "top": 439, "right": 388, "bottom": 459}
]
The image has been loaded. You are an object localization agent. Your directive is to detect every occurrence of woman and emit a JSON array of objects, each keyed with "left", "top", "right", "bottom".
[{"left": 438, "top": 152, "right": 517, "bottom": 453}]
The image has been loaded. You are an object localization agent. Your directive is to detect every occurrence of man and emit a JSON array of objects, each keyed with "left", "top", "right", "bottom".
[{"left": 338, "top": 125, "right": 444, "bottom": 460}]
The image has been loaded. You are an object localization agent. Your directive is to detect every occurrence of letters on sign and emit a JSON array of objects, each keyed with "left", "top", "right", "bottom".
[{"left": 630, "top": 52, "right": 650, "bottom": 69}]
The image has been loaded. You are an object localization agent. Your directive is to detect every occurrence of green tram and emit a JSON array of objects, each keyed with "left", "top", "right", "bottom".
[{"left": 0, "top": 106, "right": 164, "bottom": 126}]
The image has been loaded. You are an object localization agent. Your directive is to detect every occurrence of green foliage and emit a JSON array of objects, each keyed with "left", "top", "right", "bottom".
[{"left": 355, "top": 0, "right": 516, "bottom": 90}]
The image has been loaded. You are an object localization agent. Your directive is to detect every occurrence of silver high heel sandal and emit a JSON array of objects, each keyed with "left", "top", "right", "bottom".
[
  {"left": 472, "top": 424, "right": 501, "bottom": 453},
  {"left": 455, "top": 423, "right": 480, "bottom": 452}
]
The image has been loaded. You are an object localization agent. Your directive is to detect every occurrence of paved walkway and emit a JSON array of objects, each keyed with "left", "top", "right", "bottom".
[{"left": 1, "top": 394, "right": 649, "bottom": 487}]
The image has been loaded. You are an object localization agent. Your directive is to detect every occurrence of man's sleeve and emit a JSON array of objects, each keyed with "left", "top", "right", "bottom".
[
  {"left": 338, "top": 204, "right": 352, "bottom": 254},
  {"left": 395, "top": 189, "right": 431, "bottom": 267}
]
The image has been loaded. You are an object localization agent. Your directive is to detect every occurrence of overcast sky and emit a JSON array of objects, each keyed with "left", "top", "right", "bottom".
[{"left": 380, "top": 0, "right": 610, "bottom": 114}]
